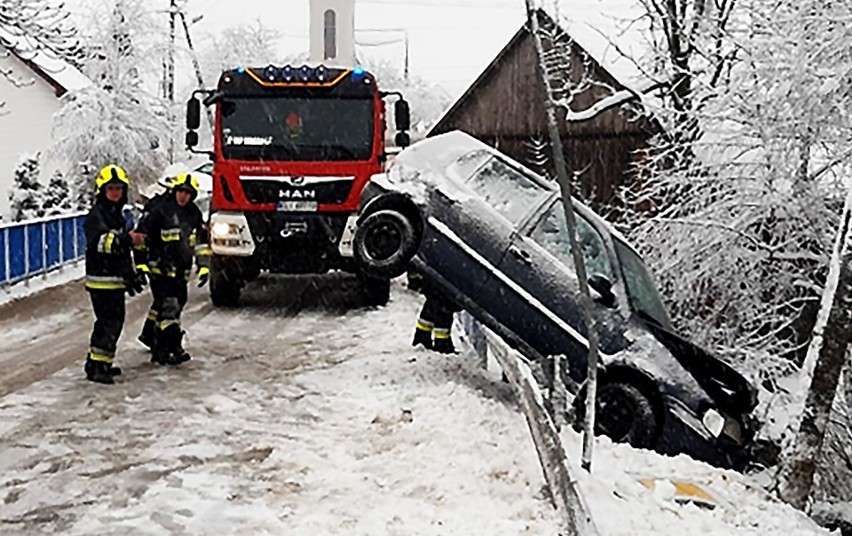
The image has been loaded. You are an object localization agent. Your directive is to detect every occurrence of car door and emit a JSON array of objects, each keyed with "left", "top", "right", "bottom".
[
  {"left": 496, "top": 198, "right": 621, "bottom": 381},
  {"left": 418, "top": 152, "right": 550, "bottom": 316},
  {"left": 444, "top": 156, "right": 554, "bottom": 339}
]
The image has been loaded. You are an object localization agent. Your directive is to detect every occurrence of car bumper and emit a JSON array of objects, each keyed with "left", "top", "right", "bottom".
[{"left": 655, "top": 396, "right": 753, "bottom": 471}]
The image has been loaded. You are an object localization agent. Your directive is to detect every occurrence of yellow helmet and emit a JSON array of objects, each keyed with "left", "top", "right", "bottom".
[
  {"left": 95, "top": 165, "right": 129, "bottom": 192},
  {"left": 170, "top": 173, "right": 199, "bottom": 200}
]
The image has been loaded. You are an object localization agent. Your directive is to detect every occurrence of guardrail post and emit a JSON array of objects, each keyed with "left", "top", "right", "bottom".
[
  {"left": 23, "top": 222, "right": 29, "bottom": 285},
  {"left": 73, "top": 216, "right": 79, "bottom": 260},
  {"left": 3, "top": 227, "right": 8, "bottom": 287},
  {"left": 58, "top": 216, "right": 64, "bottom": 270},
  {"left": 41, "top": 221, "right": 47, "bottom": 279}
]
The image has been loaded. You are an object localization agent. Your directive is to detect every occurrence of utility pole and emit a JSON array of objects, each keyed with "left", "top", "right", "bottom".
[
  {"left": 166, "top": 0, "right": 178, "bottom": 163},
  {"left": 178, "top": 10, "right": 214, "bottom": 133},
  {"left": 522, "top": 1, "right": 601, "bottom": 473}
]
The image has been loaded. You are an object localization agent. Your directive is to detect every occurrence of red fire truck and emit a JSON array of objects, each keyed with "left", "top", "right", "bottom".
[{"left": 186, "top": 64, "right": 410, "bottom": 306}]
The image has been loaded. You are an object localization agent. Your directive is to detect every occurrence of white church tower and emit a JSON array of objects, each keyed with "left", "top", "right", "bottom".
[{"left": 309, "top": 0, "right": 356, "bottom": 68}]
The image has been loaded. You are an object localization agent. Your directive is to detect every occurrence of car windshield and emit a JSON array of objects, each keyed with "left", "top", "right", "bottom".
[
  {"left": 466, "top": 157, "right": 550, "bottom": 223},
  {"left": 529, "top": 200, "right": 614, "bottom": 280},
  {"left": 614, "top": 240, "right": 672, "bottom": 329},
  {"left": 219, "top": 97, "right": 374, "bottom": 161}
]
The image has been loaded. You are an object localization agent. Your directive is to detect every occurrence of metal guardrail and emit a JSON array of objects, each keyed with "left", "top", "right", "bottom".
[{"left": 0, "top": 212, "right": 87, "bottom": 288}]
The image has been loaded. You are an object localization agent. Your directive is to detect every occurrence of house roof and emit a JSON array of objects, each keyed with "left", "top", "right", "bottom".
[
  {"left": 0, "top": 25, "right": 90, "bottom": 96},
  {"left": 429, "top": 7, "right": 659, "bottom": 136}
]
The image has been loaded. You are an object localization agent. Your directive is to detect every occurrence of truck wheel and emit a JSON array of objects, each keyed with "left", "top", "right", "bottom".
[
  {"left": 353, "top": 209, "right": 418, "bottom": 279},
  {"left": 575, "top": 381, "right": 657, "bottom": 448},
  {"left": 210, "top": 267, "right": 241, "bottom": 307},
  {"left": 361, "top": 277, "right": 390, "bottom": 307}
]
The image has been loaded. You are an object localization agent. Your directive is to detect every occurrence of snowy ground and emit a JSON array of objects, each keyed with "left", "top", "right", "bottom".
[{"left": 0, "top": 274, "right": 832, "bottom": 535}]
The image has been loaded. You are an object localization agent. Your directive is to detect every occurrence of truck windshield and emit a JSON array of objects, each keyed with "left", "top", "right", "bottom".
[
  {"left": 613, "top": 240, "right": 672, "bottom": 330},
  {"left": 219, "top": 97, "right": 374, "bottom": 161}
]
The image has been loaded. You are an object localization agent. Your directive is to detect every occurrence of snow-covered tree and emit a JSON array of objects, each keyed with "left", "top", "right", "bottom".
[
  {"left": 8, "top": 153, "right": 44, "bottom": 222},
  {"left": 195, "top": 20, "right": 286, "bottom": 87},
  {"left": 0, "top": 0, "right": 85, "bottom": 68},
  {"left": 50, "top": 0, "right": 169, "bottom": 197},
  {"left": 357, "top": 54, "right": 453, "bottom": 135},
  {"left": 613, "top": 0, "right": 852, "bottom": 377},
  {"left": 42, "top": 169, "right": 73, "bottom": 215}
]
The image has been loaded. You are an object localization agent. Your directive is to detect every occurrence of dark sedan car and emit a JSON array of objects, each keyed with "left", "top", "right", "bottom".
[{"left": 349, "top": 131, "right": 759, "bottom": 470}]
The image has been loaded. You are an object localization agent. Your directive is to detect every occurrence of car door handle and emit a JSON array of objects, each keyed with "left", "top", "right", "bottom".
[{"left": 509, "top": 245, "right": 532, "bottom": 264}]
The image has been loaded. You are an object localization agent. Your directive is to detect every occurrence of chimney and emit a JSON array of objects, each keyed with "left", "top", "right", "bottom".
[{"left": 309, "top": 0, "right": 356, "bottom": 67}]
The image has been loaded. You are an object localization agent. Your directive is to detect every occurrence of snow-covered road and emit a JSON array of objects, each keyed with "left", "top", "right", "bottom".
[
  {"left": 0, "top": 274, "right": 832, "bottom": 535},
  {"left": 0, "top": 275, "right": 559, "bottom": 534}
]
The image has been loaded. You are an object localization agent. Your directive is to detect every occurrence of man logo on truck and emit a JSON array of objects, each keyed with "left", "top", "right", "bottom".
[{"left": 279, "top": 189, "right": 316, "bottom": 200}]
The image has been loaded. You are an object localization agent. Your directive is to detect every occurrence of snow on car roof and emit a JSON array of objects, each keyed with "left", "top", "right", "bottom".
[{"left": 400, "top": 131, "right": 641, "bottom": 257}]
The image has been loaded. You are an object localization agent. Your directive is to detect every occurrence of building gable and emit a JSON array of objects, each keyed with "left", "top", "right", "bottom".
[{"left": 429, "top": 9, "right": 659, "bottom": 211}]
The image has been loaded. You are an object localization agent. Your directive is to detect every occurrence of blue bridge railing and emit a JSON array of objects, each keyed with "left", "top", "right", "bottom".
[{"left": 0, "top": 212, "right": 87, "bottom": 288}]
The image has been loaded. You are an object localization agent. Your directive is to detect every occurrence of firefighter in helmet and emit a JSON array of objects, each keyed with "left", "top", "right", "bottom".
[
  {"left": 83, "top": 164, "right": 146, "bottom": 384},
  {"left": 140, "top": 172, "right": 210, "bottom": 365},
  {"left": 134, "top": 174, "right": 174, "bottom": 350}
]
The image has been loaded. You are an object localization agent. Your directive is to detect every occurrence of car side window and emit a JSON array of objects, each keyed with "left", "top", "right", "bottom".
[
  {"left": 529, "top": 201, "right": 613, "bottom": 280},
  {"left": 447, "top": 149, "right": 491, "bottom": 182},
  {"left": 466, "top": 157, "right": 549, "bottom": 223}
]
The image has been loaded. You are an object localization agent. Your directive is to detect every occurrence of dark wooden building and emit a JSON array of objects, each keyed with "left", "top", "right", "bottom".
[{"left": 429, "top": 10, "right": 659, "bottom": 213}]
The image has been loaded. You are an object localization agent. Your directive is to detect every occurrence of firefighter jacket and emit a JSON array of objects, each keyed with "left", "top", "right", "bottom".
[
  {"left": 139, "top": 194, "right": 210, "bottom": 280},
  {"left": 133, "top": 192, "right": 168, "bottom": 270},
  {"left": 84, "top": 194, "right": 134, "bottom": 290}
]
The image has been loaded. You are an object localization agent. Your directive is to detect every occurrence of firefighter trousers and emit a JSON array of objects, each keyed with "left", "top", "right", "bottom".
[
  {"left": 150, "top": 274, "right": 188, "bottom": 356},
  {"left": 87, "top": 289, "right": 126, "bottom": 364}
]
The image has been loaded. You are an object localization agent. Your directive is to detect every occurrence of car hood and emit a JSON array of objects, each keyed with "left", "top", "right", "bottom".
[{"left": 641, "top": 319, "right": 758, "bottom": 415}]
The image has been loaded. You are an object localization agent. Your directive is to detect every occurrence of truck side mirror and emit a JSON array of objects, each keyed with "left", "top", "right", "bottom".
[
  {"left": 187, "top": 98, "right": 201, "bottom": 130},
  {"left": 394, "top": 99, "right": 411, "bottom": 132},
  {"left": 186, "top": 130, "right": 199, "bottom": 148},
  {"left": 395, "top": 132, "right": 410, "bottom": 149}
]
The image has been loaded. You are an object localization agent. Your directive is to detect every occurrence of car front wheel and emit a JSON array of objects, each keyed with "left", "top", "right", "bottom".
[
  {"left": 588, "top": 382, "right": 657, "bottom": 448},
  {"left": 353, "top": 209, "right": 418, "bottom": 279}
]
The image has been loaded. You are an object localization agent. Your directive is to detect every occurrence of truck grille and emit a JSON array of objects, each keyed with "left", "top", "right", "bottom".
[{"left": 241, "top": 178, "right": 353, "bottom": 205}]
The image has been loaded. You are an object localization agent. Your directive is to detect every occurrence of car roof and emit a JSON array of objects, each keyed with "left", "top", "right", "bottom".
[{"left": 407, "top": 131, "right": 642, "bottom": 257}]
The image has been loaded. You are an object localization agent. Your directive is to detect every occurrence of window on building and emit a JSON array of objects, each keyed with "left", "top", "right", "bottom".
[{"left": 324, "top": 9, "right": 337, "bottom": 60}]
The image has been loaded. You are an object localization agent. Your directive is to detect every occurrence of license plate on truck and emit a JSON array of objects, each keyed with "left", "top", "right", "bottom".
[{"left": 277, "top": 201, "right": 318, "bottom": 212}]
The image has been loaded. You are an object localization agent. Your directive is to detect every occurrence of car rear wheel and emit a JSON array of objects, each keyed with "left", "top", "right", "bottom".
[
  {"left": 584, "top": 382, "right": 657, "bottom": 448},
  {"left": 353, "top": 209, "right": 418, "bottom": 279}
]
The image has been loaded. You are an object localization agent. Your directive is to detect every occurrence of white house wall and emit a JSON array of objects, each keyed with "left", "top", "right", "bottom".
[{"left": 0, "top": 46, "right": 63, "bottom": 221}]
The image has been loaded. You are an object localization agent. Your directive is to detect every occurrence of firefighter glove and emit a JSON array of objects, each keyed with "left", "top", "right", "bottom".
[
  {"left": 197, "top": 266, "right": 209, "bottom": 287},
  {"left": 126, "top": 272, "right": 146, "bottom": 296}
]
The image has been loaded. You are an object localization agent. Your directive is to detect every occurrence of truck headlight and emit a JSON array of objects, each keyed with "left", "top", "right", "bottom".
[
  {"left": 702, "top": 409, "right": 725, "bottom": 437},
  {"left": 212, "top": 222, "right": 237, "bottom": 237}
]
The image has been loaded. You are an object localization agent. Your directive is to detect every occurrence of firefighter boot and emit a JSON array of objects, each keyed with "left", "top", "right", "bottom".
[
  {"left": 151, "top": 324, "right": 173, "bottom": 365},
  {"left": 175, "top": 330, "right": 191, "bottom": 364},
  {"left": 84, "top": 357, "right": 115, "bottom": 385},
  {"left": 138, "top": 316, "right": 156, "bottom": 351},
  {"left": 412, "top": 323, "right": 433, "bottom": 350},
  {"left": 432, "top": 329, "right": 456, "bottom": 354},
  {"left": 154, "top": 324, "right": 188, "bottom": 366}
]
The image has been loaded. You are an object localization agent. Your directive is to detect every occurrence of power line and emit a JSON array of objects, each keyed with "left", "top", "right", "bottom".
[{"left": 358, "top": 0, "right": 519, "bottom": 9}]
